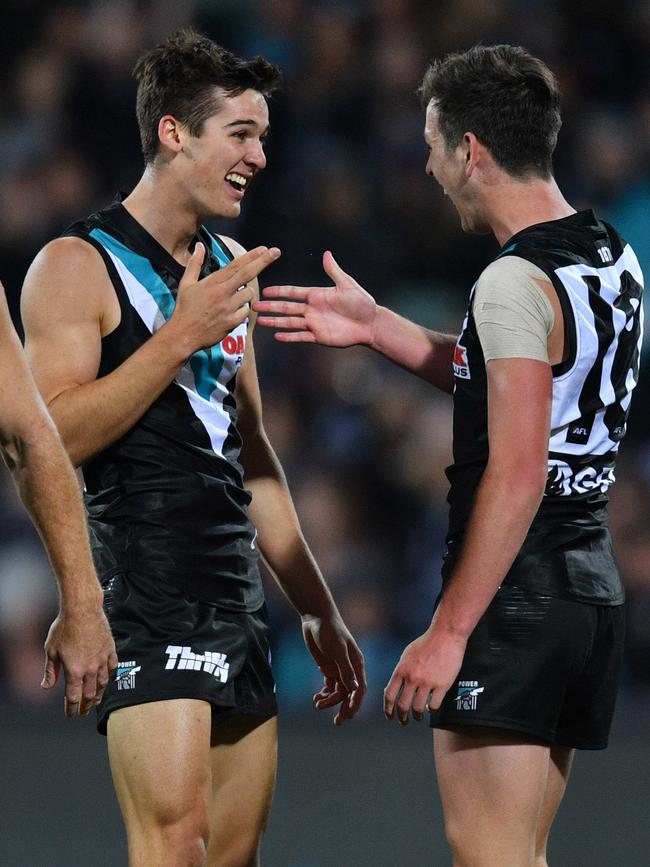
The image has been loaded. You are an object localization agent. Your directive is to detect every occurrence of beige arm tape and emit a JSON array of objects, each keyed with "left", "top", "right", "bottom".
[{"left": 473, "top": 256, "right": 555, "bottom": 363}]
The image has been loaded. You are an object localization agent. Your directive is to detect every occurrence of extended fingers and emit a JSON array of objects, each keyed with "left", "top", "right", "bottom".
[
  {"left": 222, "top": 246, "right": 281, "bottom": 287},
  {"left": 262, "top": 285, "right": 310, "bottom": 300},
  {"left": 64, "top": 671, "right": 84, "bottom": 718},
  {"left": 253, "top": 299, "right": 306, "bottom": 316}
]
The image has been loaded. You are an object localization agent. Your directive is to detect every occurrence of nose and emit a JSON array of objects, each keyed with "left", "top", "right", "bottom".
[
  {"left": 425, "top": 154, "right": 434, "bottom": 177},
  {"left": 245, "top": 139, "right": 267, "bottom": 171}
]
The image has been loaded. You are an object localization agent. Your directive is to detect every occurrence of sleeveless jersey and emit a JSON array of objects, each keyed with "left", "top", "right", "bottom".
[
  {"left": 64, "top": 200, "right": 263, "bottom": 610},
  {"left": 447, "top": 210, "right": 643, "bottom": 603}
]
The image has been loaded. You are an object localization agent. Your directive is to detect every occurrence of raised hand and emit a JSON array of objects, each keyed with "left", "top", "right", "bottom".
[
  {"left": 302, "top": 611, "right": 367, "bottom": 725},
  {"left": 169, "top": 242, "right": 281, "bottom": 353},
  {"left": 253, "top": 250, "right": 377, "bottom": 347}
]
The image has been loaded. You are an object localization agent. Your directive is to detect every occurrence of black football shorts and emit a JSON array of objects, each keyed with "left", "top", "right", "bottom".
[
  {"left": 429, "top": 582, "right": 624, "bottom": 750},
  {"left": 97, "top": 571, "right": 277, "bottom": 735}
]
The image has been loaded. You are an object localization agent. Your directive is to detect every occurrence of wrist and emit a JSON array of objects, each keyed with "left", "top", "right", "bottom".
[
  {"left": 299, "top": 599, "right": 339, "bottom": 623},
  {"left": 368, "top": 305, "right": 392, "bottom": 352},
  {"left": 156, "top": 316, "right": 195, "bottom": 366},
  {"left": 59, "top": 582, "right": 104, "bottom": 614}
]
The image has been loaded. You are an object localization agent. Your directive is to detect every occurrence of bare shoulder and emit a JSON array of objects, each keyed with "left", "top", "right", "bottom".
[
  {"left": 21, "top": 236, "right": 113, "bottom": 329},
  {"left": 215, "top": 234, "right": 260, "bottom": 307},
  {"left": 216, "top": 234, "right": 247, "bottom": 258}
]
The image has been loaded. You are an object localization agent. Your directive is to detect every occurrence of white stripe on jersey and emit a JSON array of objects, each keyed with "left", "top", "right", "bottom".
[
  {"left": 101, "top": 245, "right": 247, "bottom": 459},
  {"left": 549, "top": 243, "right": 643, "bottom": 458}
]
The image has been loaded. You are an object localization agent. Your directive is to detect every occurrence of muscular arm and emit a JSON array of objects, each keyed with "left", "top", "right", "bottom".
[
  {"left": 0, "top": 283, "right": 116, "bottom": 715},
  {"left": 384, "top": 357, "right": 552, "bottom": 720},
  {"left": 21, "top": 236, "right": 278, "bottom": 465},
  {"left": 231, "top": 243, "right": 365, "bottom": 721},
  {"left": 254, "top": 250, "right": 456, "bottom": 393}
]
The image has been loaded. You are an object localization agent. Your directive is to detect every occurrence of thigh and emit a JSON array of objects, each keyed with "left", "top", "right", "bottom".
[
  {"left": 108, "top": 698, "right": 213, "bottom": 830},
  {"left": 207, "top": 715, "right": 278, "bottom": 867},
  {"left": 434, "top": 727, "right": 550, "bottom": 867}
]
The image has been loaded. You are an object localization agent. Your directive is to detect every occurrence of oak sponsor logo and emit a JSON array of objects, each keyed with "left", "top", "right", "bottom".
[{"left": 546, "top": 459, "right": 615, "bottom": 497}]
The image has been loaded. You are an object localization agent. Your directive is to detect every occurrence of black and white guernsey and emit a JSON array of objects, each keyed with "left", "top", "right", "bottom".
[
  {"left": 65, "top": 200, "right": 263, "bottom": 610},
  {"left": 447, "top": 210, "right": 644, "bottom": 603}
]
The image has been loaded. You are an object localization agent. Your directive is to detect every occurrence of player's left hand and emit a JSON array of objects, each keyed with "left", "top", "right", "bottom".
[
  {"left": 302, "top": 612, "right": 366, "bottom": 725},
  {"left": 42, "top": 604, "right": 118, "bottom": 718},
  {"left": 383, "top": 627, "right": 467, "bottom": 725}
]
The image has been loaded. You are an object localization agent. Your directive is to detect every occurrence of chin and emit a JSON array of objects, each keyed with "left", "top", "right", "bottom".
[{"left": 459, "top": 213, "right": 491, "bottom": 236}]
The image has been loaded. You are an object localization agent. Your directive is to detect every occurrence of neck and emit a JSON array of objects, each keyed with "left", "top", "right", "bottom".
[
  {"left": 122, "top": 167, "right": 200, "bottom": 264},
  {"left": 483, "top": 175, "right": 576, "bottom": 247}
]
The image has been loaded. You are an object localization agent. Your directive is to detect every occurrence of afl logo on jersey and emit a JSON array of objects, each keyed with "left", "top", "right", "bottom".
[{"left": 453, "top": 343, "right": 471, "bottom": 380}]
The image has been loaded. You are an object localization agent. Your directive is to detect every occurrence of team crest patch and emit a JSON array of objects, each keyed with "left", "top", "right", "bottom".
[
  {"left": 454, "top": 680, "right": 484, "bottom": 710},
  {"left": 453, "top": 343, "right": 471, "bottom": 379},
  {"left": 115, "top": 660, "right": 141, "bottom": 691}
]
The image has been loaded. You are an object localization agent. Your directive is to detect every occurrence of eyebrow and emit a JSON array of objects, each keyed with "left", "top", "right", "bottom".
[{"left": 223, "top": 119, "right": 271, "bottom": 135}]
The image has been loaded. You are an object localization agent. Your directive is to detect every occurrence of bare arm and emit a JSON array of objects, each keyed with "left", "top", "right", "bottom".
[
  {"left": 384, "top": 357, "right": 552, "bottom": 722},
  {"left": 232, "top": 250, "right": 366, "bottom": 723},
  {"left": 0, "top": 282, "right": 116, "bottom": 716},
  {"left": 21, "top": 236, "right": 280, "bottom": 465},
  {"left": 254, "top": 250, "right": 457, "bottom": 393}
]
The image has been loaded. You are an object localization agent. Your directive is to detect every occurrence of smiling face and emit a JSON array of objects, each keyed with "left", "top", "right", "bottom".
[
  {"left": 169, "top": 87, "right": 269, "bottom": 221},
  {"left": 423, "top": 101, "right": 489, "bottom": 235}
]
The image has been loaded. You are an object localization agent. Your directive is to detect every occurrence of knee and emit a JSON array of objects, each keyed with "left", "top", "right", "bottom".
[
  {"left": 164, "top": 820, "right": 209, "bottom": 867},
  {"left": 143, "top": 803, "right": 211, "bottom": 866}
]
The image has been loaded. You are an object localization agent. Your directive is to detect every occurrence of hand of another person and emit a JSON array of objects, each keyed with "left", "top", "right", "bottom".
[
  {"left": 171, "top": 243, "right": 281, "bottom": 353},
  {"left": 302, "top": 611, "right": 366, "bottom": 725},
  {"left": 42, "top": 603, "right": 118, "bottom": 717},
  {"left": 383, "top": 626, "right": 467, "bottom": 724},
  {"left": 253, "top": 250, "right": 377, "bottom": 347}
]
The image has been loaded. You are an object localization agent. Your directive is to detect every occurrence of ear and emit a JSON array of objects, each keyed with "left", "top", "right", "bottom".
[
  {"left": 463, "top": 132, "right": 482, "bottom": 179},
  {"left": 158, "top": 114, "right": 183, "bottom": 155}
]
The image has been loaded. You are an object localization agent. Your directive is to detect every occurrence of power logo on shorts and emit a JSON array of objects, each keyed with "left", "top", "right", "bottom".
[
  {"left": 115, "top": 660, "right": 141, "bottom": 691},
  {"left": 164, "top": 645, "right": 230, "bottom": 683},
  {"left": 454, "top": 680, "right": 485, "bottom": 710}
]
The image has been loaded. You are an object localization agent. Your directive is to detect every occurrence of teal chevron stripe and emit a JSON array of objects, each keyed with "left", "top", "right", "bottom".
[{"left": 90, "top": 227, "right": 224, "bottom": 400}]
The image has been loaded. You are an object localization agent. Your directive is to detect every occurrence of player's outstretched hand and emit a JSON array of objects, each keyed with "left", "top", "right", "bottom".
[
  {"left": 171, "top": 242, "right": 281, "bottom": 353},
  {"left": 42, "top": 603, "right": 118, "bottom": 718},
  {"left": 383, "top": 627, "right": 467, "bottom": 725},
  {"left": 302, "top": 611, "right": 366, "bottom": 725},
  {"left": 253, "top": 250, "right": 377, "bottom": 347}
]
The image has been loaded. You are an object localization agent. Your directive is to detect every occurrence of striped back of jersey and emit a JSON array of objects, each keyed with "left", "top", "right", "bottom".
[
  {"left": 65, "top": 201, "right": 263, "bottom": 610},
  {"left": 447, "top": 210, "right": 643, "bottom": 602}
]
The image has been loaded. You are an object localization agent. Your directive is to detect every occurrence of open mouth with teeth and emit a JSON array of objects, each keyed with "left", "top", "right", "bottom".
[{"left": 226, "top": 172, "right": 248, "bottom": 193}]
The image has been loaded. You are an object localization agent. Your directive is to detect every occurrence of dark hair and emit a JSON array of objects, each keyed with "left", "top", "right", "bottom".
[
  {"left": 419, "top": 44, "right": 561, "bottom": 179},
  {"left": 133, "top": 29, "right": 281, "bottom": 164}
]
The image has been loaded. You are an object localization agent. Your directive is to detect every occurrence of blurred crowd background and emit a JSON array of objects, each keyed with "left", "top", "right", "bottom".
[{"left": 1, "top": 0, "right": 649, "bottom": 724}]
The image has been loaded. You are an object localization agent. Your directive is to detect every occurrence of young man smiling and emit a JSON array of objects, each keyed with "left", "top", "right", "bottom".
[
  {"left": 21, "top": 30, "right": 365, "bottom": 867},
  {"left": 255, "top": 44, "right": 643, "bottom": 866}
]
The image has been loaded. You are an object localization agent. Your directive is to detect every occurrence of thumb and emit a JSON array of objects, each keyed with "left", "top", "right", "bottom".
[
  {"left": 322, "top": 250, "right": 350, "bottom": 286},
  {"left": 182, "top": 241, "right": 206, "bottom": 286},
  {"left": 41, "top": 654, "right": 60, "bottom": 690}
]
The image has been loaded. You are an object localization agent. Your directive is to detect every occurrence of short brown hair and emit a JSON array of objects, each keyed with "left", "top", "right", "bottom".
[
  {"left": 133, "top": 29, "right": 281, "bottom": 164},
  {"left": 419, "top": 44, "right": 561, "bottom": 179}
]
